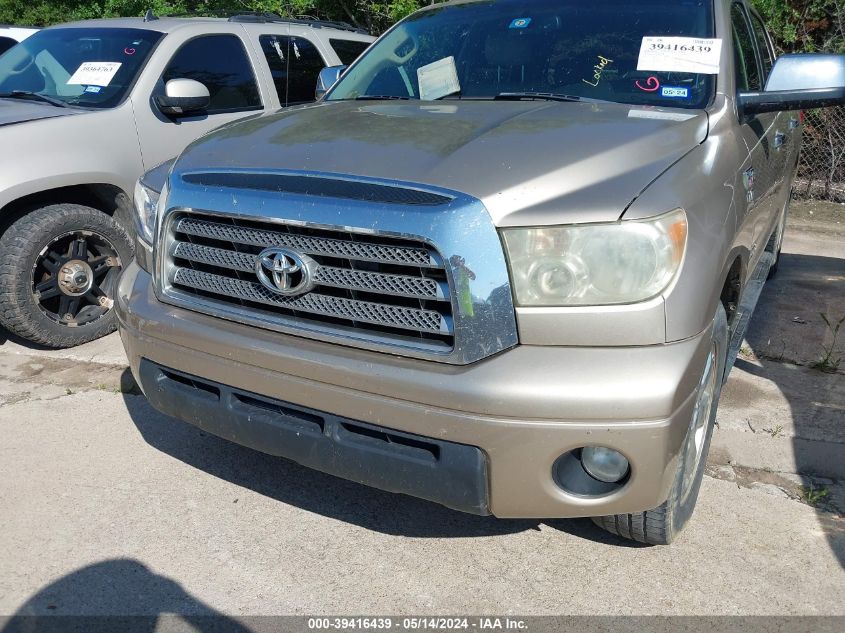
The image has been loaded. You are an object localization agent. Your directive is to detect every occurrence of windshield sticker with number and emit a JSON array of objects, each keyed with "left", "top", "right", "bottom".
[
  {"left": 637, "top": 37, "right": 722, "bottom": 74},
  {"left": 661, "top": 86, "right": 690, "bottom": 99},
  {"left": 67, "top": 61, "right": 122, "bottom": 87},
  {"left": 417, "top": 56, "right": 461, "bottom": 100}
]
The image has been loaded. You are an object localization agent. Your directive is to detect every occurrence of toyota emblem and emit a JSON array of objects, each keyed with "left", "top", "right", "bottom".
[{"left": 255, "top": 247, "right": 315, "bottom": 296}]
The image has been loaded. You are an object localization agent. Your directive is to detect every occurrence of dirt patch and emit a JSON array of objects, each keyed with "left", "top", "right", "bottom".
[
  {"left": 789, "top": 200, "right": 845, "bottom": 236},
  {"left": 706, "top": 462, "right": 844, "bottom": 517},
  {"left": 10, "top": 356, "right": 140, "bottom": 396}
]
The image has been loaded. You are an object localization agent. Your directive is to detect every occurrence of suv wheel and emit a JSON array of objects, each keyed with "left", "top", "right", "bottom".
[
  {"left": 591, "top": 305, "right": 728, "bottom": 545},
  {"left": 0, "top": 204, "right": 133, "bottom": 348}
]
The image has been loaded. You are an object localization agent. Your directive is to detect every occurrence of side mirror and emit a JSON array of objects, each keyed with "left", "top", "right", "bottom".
[
  {"left": 738, "top": 54, "right": 845, "bottom": 115},
  {"left": 156, "top": 78, "right": 210, "bottom": 116},
  {"left": 315, "top": 65, "right": 347, "bottom": 101}
]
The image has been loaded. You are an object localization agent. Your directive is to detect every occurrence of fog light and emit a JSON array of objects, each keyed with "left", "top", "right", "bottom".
[{"left": 581, "top": 446, "right": 630, "bottom": 483}]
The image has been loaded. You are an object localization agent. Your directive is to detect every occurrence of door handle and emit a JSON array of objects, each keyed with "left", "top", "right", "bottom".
[
  {"left": 788, "top": 117, "right": 800, "bottom": 130},
  {"left": 774, "top": 132, "right": 785, "bottom": 148}
]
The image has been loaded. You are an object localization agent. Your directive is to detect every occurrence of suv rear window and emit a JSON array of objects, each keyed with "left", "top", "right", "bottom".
[
  {"left": 260, "top": 34, "right": 326, "bottom": 106},
  {"left": 329, "top": 0, "right": 716, "bottom": 109},
  {"left": 330, "top": 39, "right": 370, "bottom": 65}
]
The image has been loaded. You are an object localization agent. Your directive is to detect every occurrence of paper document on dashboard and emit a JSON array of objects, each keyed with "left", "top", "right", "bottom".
[
  {"left": 67, "top": 62, "right": 122, "bottom": 86},
  {"left": 417, "top": 56, "right": 461, "bottom": 101},
  {"left": 637, "top": 37, "right": 722, "bottom": 74}
]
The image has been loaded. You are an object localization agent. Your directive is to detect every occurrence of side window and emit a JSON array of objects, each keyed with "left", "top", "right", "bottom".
[
  {"left": 0, "top": 37, "right": 17, "bottom": 56},
  {"left": 330, "top": 39, "right": 370, "bottom": 65},
  {"left": 748, "top": 13, "right": 775, "bottom": 84},
  {"left": 731, "top": 4, "right": 762, "bottom": 91},
  {"left": 163, "top": 34, "right": 261, "bottom": 114},
  {"left": 259, "top": 34, "right": 326, "bottom": 106}
]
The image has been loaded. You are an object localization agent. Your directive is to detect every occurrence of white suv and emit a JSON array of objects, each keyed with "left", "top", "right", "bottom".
[
  {"left": 0, "top": 13, "right": 373, "bottom": 347},
  {"left": 0, "top": 25, "right": 38, "bottom": 56}
]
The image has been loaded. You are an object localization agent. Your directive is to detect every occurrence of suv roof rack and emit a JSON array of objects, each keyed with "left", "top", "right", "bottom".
[{"left": 227, "top": 12, "right": 369, "bottom": 35}]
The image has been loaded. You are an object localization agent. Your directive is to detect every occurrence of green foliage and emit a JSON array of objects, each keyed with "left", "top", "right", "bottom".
[
  {"left": 6, "top": 1, "right": 838, "bottom": 52},
  {"left": 752, "top": 0, "right": 845, "bottom": 53},
  {"left": 0, "top": 0, "right": 430, "bottom": 31}
]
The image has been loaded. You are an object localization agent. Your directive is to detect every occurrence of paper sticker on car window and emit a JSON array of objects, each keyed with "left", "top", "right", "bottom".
[
  {"left": 417, "top": 56, "right": 461, "bottom": 101},
  {"left": 67, "top": 61, "right": 122, "bottom": 87},
  {"left": 637, "top": 37, "right": 721, "bottom": 74},
  {"left": 661, "top": 86, "right": 690, "bottom": 99}
]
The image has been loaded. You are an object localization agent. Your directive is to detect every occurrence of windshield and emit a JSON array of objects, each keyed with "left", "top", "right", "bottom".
[
  {"left": 328, "top": 0, "right": 716, "bottom": 109},
  {"left": 0, "top": 27, "right": 162, "bottom": 108}
]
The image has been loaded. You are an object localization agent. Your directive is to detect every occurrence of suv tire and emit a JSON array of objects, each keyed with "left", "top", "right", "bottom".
[
  {"left": 591, "top": 305, "right": 729, "bottom": 545},
  {"left": 0, "top": 204, "right": 133, "bottom": 348}
]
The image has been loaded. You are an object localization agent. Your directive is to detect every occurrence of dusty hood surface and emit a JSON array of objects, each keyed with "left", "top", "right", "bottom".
[
  {"left": 0, "top": 98, "right": 83, "bottom": 127},
  {"left": 175, "top": 100, "right": 709, "bottom": 226}
]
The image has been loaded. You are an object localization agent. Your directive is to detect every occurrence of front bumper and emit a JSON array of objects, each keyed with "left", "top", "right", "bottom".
[{"left": 117, "top": 262, "right": 713, "bottom": 518}]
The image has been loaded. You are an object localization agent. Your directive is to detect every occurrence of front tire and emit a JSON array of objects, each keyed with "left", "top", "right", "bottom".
[
  {"left": 592, "top": 305, "right": 728, "bottom": 545},
  {"left": 0, "top": 204, "right": 133, "bottom": 348}
]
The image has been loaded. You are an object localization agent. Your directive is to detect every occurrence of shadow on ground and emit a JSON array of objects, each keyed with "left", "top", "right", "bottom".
[
  {"left": 736, "top": 249, "right": 845, "bottom": 568},
  {"left": 0, "top": 559, "right": 250, "bottom": 631},
  {"left": 120, "top": 383, "right": 642, "bottom": 547},
  {"left": 0, "top": 325, "right": 47, "bottom": 350}
]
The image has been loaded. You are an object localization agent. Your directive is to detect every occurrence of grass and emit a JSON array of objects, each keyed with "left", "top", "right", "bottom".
[
  {"left": 802, "top": 485, "right": 830, "bottom": 507},
  {"left": 811, "top": 313, "right": 844, "bottom": 373},
  {"left": 763, "top": 424, "right": 784, "bottom": 438}
]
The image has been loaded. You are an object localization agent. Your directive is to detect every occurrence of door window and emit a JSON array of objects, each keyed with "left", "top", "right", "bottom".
[
  {"left": 748, "top": 12, "right": 775, "bottom": 85},
  {"left": 163, "top": 34, "right": 261, "bottom": 114},
  {"left": 731, "top": 4, "right": 762, "bottom": 91},
  {"left": 260, "top": 34, "right": 326, "bottom": 106}
]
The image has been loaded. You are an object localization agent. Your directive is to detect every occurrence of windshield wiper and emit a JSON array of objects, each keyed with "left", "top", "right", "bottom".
[
  {"left": 0, "top": 91, "right": 70, "bottom": 108},
  {"left": 354, "top": 95, "right": 412, "bottom": 101},
  {"left": 494, "top": 92, "right": 583, "bottom": 102}
]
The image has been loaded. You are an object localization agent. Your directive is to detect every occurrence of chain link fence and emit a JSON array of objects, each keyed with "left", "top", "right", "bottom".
[{"left": 793, "top": 105, "right": 845, "bottom": 202}]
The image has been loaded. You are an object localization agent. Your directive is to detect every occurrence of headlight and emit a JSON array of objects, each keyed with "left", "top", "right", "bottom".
[
  {"left": 133, "top": 178, "right": 166, "bottom": 246},
  {"left": 501, "top": 209, "right": 687, "bottom": 306}
]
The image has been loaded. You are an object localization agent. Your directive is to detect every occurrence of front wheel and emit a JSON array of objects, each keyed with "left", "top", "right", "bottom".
[
  {"left": 591, "top": 305, "right": 728, "bottom": 545},
  {"left": 0, "top": 204, "right": 133, "bottom": 348}
]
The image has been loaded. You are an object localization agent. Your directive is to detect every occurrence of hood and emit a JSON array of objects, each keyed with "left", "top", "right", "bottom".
[
  {"left": 175, "top": 100, "right": 709, "bottom": 226},
  {"left": 0, "top": 98, "right": 84, "bottom": 127}
]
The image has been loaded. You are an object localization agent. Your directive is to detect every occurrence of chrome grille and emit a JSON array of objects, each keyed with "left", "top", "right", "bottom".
[
  {"left": 176, "top": 217, "right": 436, "bottom": 267},
  {"left": 164, "top": 213, "right": 454, "bottom": 349},
  {"left": 172, "top": 242, "right": 446, "bottom": 300}
]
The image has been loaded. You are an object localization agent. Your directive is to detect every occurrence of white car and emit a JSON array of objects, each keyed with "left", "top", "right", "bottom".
[{"left": 0, "top": 25, "right": 38, "bottom": 56}]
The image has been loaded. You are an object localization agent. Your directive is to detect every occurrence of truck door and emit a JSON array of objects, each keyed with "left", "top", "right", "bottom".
[
  {"left": 747, "top": 9, "right": 798, "bottom": 234},
  {"left": 131, "top": 29, "right": 266, "bottom": 172},
  {"left": 730, "top": 2, "right": 778, "bottom": 276}
]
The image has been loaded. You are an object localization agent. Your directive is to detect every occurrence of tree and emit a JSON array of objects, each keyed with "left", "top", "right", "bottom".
[
  {"left": 0, "top": 0, "right": 430, "bottom": 33},
  {"left": 752, "top": 0, "right": 845, "bottom": 53}
]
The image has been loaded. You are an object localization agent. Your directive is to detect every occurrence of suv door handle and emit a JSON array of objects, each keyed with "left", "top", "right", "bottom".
[
  {"left": 774, "top": 132, "right": 786, "bottom": 148},
  {"left": 788, "top": 117, "right": 800, "bottom": 130}
]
